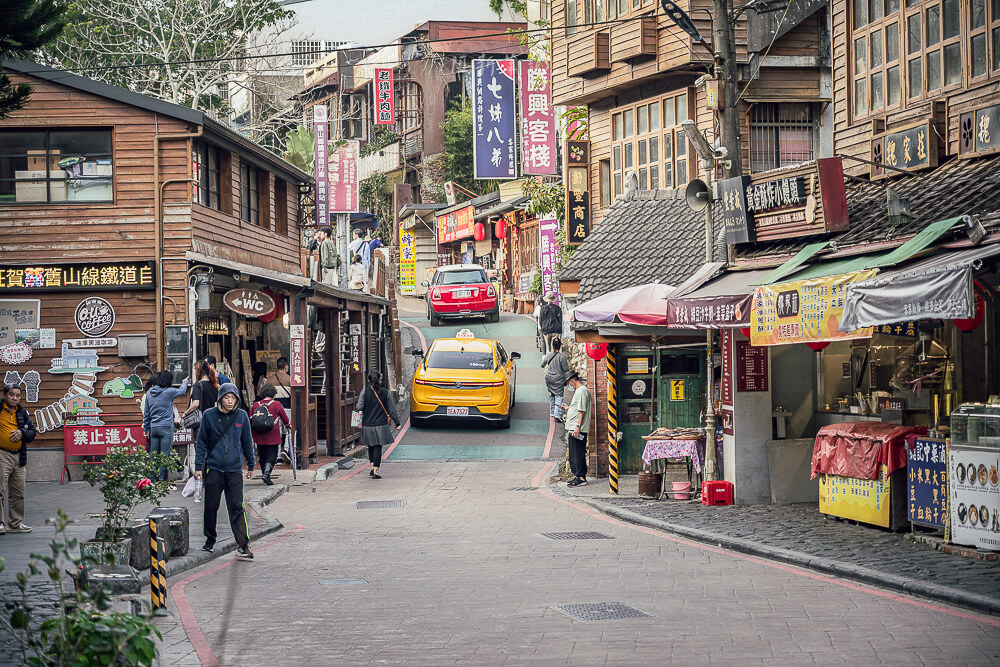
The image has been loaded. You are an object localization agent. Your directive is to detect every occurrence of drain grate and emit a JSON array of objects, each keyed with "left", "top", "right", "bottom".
[
  {"left": 319, "top": 578, "right": 367, "bottom": 585},
  {"left": 540, "top": 531, "right": 615, "bottom": 540},
  {"left": 446, "top": 458, "right": 511, "bottom": 462},
  {"left": 355, "top": 500, "right": 406, "bottom": 510},
  {"left": 508, "top": 486, "right": 538, "bottom": 491},
  {"left": 552, "top": 602, "right": 654, "bottom": 622}
]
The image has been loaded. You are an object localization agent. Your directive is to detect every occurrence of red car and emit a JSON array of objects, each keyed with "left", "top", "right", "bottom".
[{"left": 423, "top": 264, "right": 499, "bottom": 326}]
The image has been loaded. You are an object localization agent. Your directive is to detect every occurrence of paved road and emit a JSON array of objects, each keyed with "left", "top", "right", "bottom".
[{"left": 153, "top": 307, "right": 1000, "bottom": 665}]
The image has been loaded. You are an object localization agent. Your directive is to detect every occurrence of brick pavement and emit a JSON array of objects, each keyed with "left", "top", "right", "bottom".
[{"left": 153, "top": 460, "right": 1000, "bottom": 666}]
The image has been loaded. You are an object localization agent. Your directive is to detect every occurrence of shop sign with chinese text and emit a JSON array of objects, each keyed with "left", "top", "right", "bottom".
[
  {"left": 871, "top": 119, "right": 938, "bottom": 178},
  {"left": 519, "top": 61, "right": 557, "bottom": 175},
  {"left": 330, "top": 140, "right": 359, "bottom": 213},
  {"left": 374, "top": 68, "right": 395, "bottom": 125},
  {"left": 948, "top": 448, "right": 1000, "bottom": 550},
  {"left": 539, "top": 214, "right": 559, "bottom": 304},
  {"left": 666, "top": 293, "right": 752, "bottom": 329},
  {"left": 565, "top": 140, "right": 590, "bottom": 245},
  {"left": 473, "top": 59, "right": 517, "bottom": 179},
  {"left": 399, "top": 224, "right": 416, "bottom": 294},
  {"left": 960, "top": 102, "right": 1000, "bottom": 157},
  {"left": 437, "top": 206, "right": 475, "bottom": 244},
  {"left": 0, "top": 263, "right": 154, "bottom": 292},
  {"left": 718, "top": 158, "right": 849, "bottom": 243},
  {"left": 65, "top": 424, "right": 145, "bottom": 456},
  {"left": 908, "top": 438, "right": 947, "bottom": 529},
  {"left": 290, "top": 324, "right": 305, "bottom": 387},
  {"left": 819, "top": 465, "right": 892, "bottom": 528},
  {"left": 314, "top": 105, "right": 329, "bottom": 225},
  {"left": 751, "top": 270, "right": 877, "bottom": 346}
]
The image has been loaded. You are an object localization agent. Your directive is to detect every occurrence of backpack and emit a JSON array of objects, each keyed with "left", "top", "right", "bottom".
[{"left": 250, "top": 402, "right": 276, "bottom": 434}]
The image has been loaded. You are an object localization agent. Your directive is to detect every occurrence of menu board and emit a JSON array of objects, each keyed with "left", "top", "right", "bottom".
[
  {"left": 736, "top": 340, "right": 768, "bottom": 392},
  {"left": 819, "top": 465, "right": 891, "bottom": 528},
  {"left": 907, "top": 438, "right": 947, "bottom": 529},
  {"left": 721, "top": 329, "right": 733, "bottom": 406},
  {"left": 949, "top": 448, "right": 1000, "bottom": 549}
]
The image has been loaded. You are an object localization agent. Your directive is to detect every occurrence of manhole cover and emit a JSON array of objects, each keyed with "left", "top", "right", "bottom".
[
  {"left": 552, "top": 602, "right": 654, "bottom": 622},
  {"left": 508, "top": 486, "right": 538, "bottom": 491},
  {"left": 356, "top": 500, "right": 406, "bottom": 510},
  {"left": 319, "top": 578, "right": 367, "bottom": 585},
  {"left": 541, "top": 531, "right": 615, "bottom": 540}
]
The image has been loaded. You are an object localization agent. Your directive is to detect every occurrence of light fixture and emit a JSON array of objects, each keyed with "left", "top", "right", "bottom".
[{"left": 194, "top": 272, "right": 214, "bottom": 311}]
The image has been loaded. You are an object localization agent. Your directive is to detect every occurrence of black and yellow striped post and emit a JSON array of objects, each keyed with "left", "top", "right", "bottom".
[
  {"left": 149, "top": 518, "right": 167, "bottom": 612},
  {"left": 606, "top": 346, "right": 619, "bottom": 495}
]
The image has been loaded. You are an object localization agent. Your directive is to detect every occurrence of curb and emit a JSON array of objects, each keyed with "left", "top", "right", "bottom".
[
  {"left": 551, "top": 484, "right": 1000, "bottom": 616},
  {"left": 137, "top": 484, "right": 287, "bottom": 584}
]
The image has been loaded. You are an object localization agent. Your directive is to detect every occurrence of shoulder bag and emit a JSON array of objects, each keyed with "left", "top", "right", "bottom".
[{"left": 369, "top": 385, "right": 392, "bottom": 426}]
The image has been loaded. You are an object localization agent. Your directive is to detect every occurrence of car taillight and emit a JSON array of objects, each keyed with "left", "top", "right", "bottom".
[
  {"left": 431, "top": 288, "right": 441, "bottom": 300},
  {"left": 414, "top": 378, "right": 433, "bottom": 385},
  {"left": 487, "top": 284, "right": 496, "bottom": 298}
]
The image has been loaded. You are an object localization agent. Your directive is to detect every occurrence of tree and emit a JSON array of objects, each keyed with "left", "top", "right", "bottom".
[
  {"left": 441, "top": 98, "right": 499, "bottom": 197},
  {"left": 0, "top": 0, "right": 67, "bottom": 119}
]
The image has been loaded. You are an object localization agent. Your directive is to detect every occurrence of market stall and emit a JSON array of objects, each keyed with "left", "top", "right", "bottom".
[{"left": 948, "top": 403, "right": 1000, "bottom": 549}]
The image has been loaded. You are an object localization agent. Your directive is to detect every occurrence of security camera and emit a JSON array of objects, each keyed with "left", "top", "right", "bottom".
[
  {"left": 712, "top": 146, "right": 729, "bottom": 159},
  {"left": 694, "top": 75, "right": 707, "bottom": 87}
]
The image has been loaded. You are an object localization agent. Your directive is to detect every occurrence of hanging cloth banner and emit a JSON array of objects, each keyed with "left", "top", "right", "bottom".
[
  {"left": 751, "top": 270, "right": 877, "bottom": 346},
  {"left": 519, "top": 61, "right": 557, "bottom": 175},
  {"left": 473, "top": 59, "right": 517, "bottom": 179},
  {"left": 665, "top": 293, "right": 753, "bottom": 329},
  {"left": 374, "top": 68, "right": 395, "bottom": 125},
  {"left": 838, "top": 265, "right": 973, "bottom": 331},
  {"left": 313, "top": 105, "right": 329, "bottom": 226}
]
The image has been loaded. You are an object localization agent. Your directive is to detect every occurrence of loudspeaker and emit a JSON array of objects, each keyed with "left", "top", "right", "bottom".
[{"left": 685, "top": 179, "right": 711, "bottom": 212}]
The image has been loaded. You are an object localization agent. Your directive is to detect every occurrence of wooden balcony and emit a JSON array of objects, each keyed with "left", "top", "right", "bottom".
[{"left": 566, "top": 31, "right": 611, "bottom": 78}]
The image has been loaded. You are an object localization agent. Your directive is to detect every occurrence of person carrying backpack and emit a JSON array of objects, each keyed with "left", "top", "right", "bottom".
[{"left": 250, "top": 383, "right": 289, "bottom": 486}]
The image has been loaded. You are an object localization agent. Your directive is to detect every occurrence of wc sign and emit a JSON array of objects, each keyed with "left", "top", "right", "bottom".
[{"left": 223, "top": 289, "right": 275, "bottom": 317}]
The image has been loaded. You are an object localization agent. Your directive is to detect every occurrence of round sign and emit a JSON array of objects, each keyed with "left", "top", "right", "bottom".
[
  {"left": 632, "top": 380, "right": 647, "bottom": 396},
  {"left": 223, "top": 288, "right": 276, "bottom": 317},
  {"left": 75, "top": 297, "right": 116, "bottom": 337}
]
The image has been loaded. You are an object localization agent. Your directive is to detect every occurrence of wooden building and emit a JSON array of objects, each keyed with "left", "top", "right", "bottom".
[{"left": 0, "top": 59, "right": 389, "bottom": 480}]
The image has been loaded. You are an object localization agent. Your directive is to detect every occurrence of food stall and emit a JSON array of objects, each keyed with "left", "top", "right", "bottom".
[{"left": 948, "top": 403, "right": 1000, "bottom": 549}]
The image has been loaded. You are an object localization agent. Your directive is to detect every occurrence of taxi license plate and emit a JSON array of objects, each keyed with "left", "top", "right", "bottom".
[
  {"left": 452, "top": 289, "right": 471, "bottom": 298},
  {"left": 446, "top": 407, "right": 469, "bottom": 416}
]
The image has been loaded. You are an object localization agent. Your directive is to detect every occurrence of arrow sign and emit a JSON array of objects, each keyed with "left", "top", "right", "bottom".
[
  {"left": 290, "top": 325, "right": 305, "bottom": 388},
  {"left": 223, "top": 289, "right": 275, "bottom": 317}
]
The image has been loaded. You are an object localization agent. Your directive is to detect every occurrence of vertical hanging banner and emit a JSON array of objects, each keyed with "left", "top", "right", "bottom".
[
  {"left": 519, "top": 61, "right": 557, "bottom": 175},
  {"left": 565, "top": 140, "right": 591, "bottom": 245},
  {"left": 473, "top": 59, "right": 517, "bottom": 179},
  {"left": 289, "top": 325, "right": 305, "bottom": 387},
  {"left": 374, "top": 68, "right": 395, "bottom": 125},
  {"left": 313, "top": 105, "right": 329, "bottom": 227},
  {"left": 539, "top": 213, "right": 560, "bottom": 304},
  {"left": 330, "top": 140, "right": 360, "bottom": 213},
  {"left": 399, "top": 224, "right": 416, "bottom": 294}
]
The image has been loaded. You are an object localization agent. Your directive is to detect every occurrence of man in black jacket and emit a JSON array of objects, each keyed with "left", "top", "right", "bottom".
[
  {"left": 539, "top": 292, "right": 563, "bottom": 356},
  {"left": 0, "top": 384, "right": 36, "bottom": 534}
]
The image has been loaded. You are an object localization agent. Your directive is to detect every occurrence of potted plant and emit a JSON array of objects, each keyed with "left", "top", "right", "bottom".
[{"left": 83, "top": 445, "right": 180, "bottom": 566}]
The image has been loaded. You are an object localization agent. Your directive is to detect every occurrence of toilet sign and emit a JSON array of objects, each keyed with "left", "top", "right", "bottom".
[
  {"left": 223, "top": 289, "right": 275, "bottom": 317},
  {"left": 669, "top": 379, "right": 686, "bottom": 402}
]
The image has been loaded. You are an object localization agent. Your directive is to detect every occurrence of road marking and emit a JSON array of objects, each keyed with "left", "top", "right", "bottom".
[
  {"left": 535, "top": 473, "right": 1000, "bottom": 629},
  {"left": 170, "top": 524, "right": 308, "bottom": 667},
  {"left": 542, "top": 415, "right": 556, "bottom": 459}
]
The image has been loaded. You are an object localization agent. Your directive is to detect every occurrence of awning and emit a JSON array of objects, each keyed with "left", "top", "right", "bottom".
[
  {"left": 665, "top": 269, "right": 771, "bottom": 329},
  {"left": 756, "top": 242, "right": 830, "bottom": 286},
  {"left": 474, "top": 196, "right": 528, "bottom": 221},
  {"left": 186, "top": 251, "right": 311, "bottom": 289},
  {"left": 839, "top": 243, "right": 1000, "bottom": 330}
]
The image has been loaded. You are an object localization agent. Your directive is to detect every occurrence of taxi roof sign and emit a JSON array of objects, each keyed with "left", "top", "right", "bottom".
[{"left": 455, "top": 329, "right": 476, "bottom": 340}]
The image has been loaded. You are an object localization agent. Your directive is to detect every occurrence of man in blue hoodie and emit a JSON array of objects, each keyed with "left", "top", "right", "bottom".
[{"left": 194, "top": 383, "right": 256, "bottom": 560}]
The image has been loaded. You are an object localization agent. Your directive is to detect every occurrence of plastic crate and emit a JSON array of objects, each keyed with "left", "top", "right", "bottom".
[{"left": 702, "top": 480, "right": 734, "bottom": 506}]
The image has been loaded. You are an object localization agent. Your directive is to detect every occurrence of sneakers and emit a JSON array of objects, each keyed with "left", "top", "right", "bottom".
[
  {"left": 7, "top": 523, "right": 32, "bottom": 533},
  {"left": 567, "top": 477, "right": 588, "bottom": 487},
  {"left": 201, "top": 540, "right": 215, "bottom": 553},
  {"left": 236, "top": 546, "right": 254, "bottom": 560}
]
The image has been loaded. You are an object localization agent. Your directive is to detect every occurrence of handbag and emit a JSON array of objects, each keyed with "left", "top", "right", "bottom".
[
  {"left": 182, "top": 409, "right": 202, "bottom": 429},
  {"left": 369, "top": 384, "right": 392, "bottom": 426}
]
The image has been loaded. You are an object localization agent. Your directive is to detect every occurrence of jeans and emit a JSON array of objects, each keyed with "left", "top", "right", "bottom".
[
  {"left": 549, "top": 394, "right": 563, "bottom": 419},
  {"left": 149, "top": 427, "right": 174, "bottom": 481},
  {"left": 567, "top": 432, "right": 588, "bottom": 480}
]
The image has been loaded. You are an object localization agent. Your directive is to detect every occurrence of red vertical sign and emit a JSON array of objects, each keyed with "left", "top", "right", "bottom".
[
  {"left": 721, "top": 328, "right": 733, "bottom": 407},
  {"left": 519, "top": 61, "right": 557, "bottom": 175},
  {"left": 375, "top": 68, "right": 395, "bottom": 125},
  {"left": 330, "top": 141, "right": 359, "bottom": 213},
  {"left": 290, "top": 324, "right": 305, "bottom": 387}
]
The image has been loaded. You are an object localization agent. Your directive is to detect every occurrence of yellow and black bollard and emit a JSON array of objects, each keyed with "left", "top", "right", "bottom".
[
  {"left": 607, "top": 346, "right": 619, "bottom": 495},
  {"left": 149, "top": 518, "right": 168, "bottom": 612}
]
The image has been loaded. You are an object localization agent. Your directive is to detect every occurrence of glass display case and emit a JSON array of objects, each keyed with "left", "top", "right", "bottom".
[{"left": 949, "top": 403, "right": 1000, "bottom": 449}]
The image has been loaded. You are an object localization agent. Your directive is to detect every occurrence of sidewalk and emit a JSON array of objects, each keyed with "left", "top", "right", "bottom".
[{"left": 557, "top": 472, "right": 1000, "bottom": 615}]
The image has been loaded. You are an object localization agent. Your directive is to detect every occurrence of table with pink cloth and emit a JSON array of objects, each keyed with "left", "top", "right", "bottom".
[{"left": 642, "top": 439, "right": 704, "bottom": 473}]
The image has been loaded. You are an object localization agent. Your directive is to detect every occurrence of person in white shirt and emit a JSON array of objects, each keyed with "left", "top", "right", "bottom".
[{"left": 561, "top": 372, "right": 592, "bottom": 486}]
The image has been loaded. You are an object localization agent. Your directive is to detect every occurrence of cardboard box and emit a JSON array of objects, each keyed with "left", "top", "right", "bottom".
[
  {"left": 14, "top": 171, "right": 67, "bottom": 203},
  {"left": 95, "top": 159, "right": 113, "bottom": 176},
  {"left": 26, "top": 149, "right": 62, "bottom": 172}
]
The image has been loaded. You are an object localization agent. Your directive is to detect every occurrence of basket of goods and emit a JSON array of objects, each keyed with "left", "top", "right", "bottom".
[{"left": 642, "top": 427, "right": 705, "bottom": 441}]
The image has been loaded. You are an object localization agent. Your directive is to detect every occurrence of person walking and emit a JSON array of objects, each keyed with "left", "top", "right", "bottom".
[
  {"left": 266, "top": 357, "right": 292, "bottom": 409},
  {"left": 356, "top": 370, "right": 400, "bottom": 479},
  {"left": 561, "top": 372, "right": 592, "bottom": 487},
  {"left": 348, "top": 253, "right": 366, "bottom": 290},
  {"left": 194, "top": 383, "right": 256, "bottom": 559},
  {"left": 250, "top": 383, "right": 289, "bottom": 486},
  {"left": 204, "top": 355, "right": 231, "bottom": 385},
  {"left": 539, "top": 292, "right": 563, "bottom": 355},
  {"left": 316, "top": 226, "right": 340, "bottom": 286},
  {"left": 142, "top": 371, "right": 188, "bottom": 485},
  {"left": 0, "top": 384, "right": 35, "bottom": 534},
  {"left": 183, "top": 360, "right": 220, "bottom": 445},
  {"left": 348, "top": 228, "right": 371, "bottom": 276},
  {"left": 541, "top": 338, "right": 572, "bottom": 422}
]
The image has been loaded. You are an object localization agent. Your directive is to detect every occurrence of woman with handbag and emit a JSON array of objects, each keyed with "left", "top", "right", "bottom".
[
  {"left": 250, "top": 383, "right": 289, "bottom": 485},
  {"left": 182, "top": 360, "right": 220, "bottom": 439},
  {"left": 355, "top": 370, "right": 401, "bottom": 479}
]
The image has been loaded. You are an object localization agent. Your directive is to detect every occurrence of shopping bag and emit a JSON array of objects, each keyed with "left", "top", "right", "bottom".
[
  {"left": 181, "top": 475, "right": 199, "bottom": 498},
  {"left": 351, "top": 410, "right": 363, "bottom": 428}
]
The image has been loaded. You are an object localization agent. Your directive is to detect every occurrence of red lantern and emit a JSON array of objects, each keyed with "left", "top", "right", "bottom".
[
  {"left": 257, "top": 289, "right": 284, "bottom": 324},
  {"left": 739, "top": 327, "right": 751, "bottom": 338},
  {"left": 586, "top": 342, "right": 608, "bottom": 361},
  {"left": 474, "top": 222, "right": 486, "bottom": 242},
  {"left": 806, "top": 341, "right": 830, "bottom": 351},
  {"left": 495, "top": 218, "right": 507, "bottom": 239},
  {"left": 954, "top": 293, "right": 985, "bottom": 332}
]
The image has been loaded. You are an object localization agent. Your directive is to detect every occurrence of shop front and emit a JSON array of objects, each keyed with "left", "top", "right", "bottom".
[{"left": 435, "top": 204, "right": 475, "bottom": 267}]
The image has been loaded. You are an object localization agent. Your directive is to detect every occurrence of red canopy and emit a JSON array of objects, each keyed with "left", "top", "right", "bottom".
[{"left": 811, "top": 421, "right": 923, "bottom": 480}]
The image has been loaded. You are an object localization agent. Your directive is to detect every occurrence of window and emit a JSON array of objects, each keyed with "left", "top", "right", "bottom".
[
  {"left": 610, "top": 91, "right": 691, "bottom": 199},
  {"left": 852, "top": 0, "right": 902, "bottom": 116},
  {"left": 435, "top": 268, "right": 488, "bottom": 285},
  {"left": 749, "top": 104, "right": 816, "bottom": 173},
  {"left": 584, "top": 0, "right": 605, "bottom": 23},
  {"left": 291, "top": 41, "right": 347, "bottom": 67},
  {"left": 0, "top": 129, "right": 113, "bottom": 204},
  {"left": 402, "top": 82, "right": 423, "bottom": 132},
  {"left": 600, "top": 158, "right": 611, "bottom": 207},
  {"left": 193, "top": 141, "right": 220, "bottom": 210},
  {"left": 426, "top": 348, "right": 495, "bottom": 370},
  {"left": 274, "top": 178, "right": 288, "bottom": 235},
  {"left": 240, "top": 162, "right": 260, "bottom": 226},
  {"left": 566, "top": 0, "right": 579, "bottom": 35},
  {"left": 969, "top": 0, "right": 1000, "bottom": 77}
]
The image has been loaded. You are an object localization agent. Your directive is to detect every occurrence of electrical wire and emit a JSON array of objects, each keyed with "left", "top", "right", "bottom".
[{"left": 735, "top": 0, "right": 796, "bottom": 104}]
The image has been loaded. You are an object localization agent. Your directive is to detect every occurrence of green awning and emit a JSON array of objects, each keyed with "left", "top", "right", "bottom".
[
  {"left": 755, "top": 241, "right": 830, "bottom": 285},
  {"left": 862, "top": 216, "right": 963, "bottom": 268}
]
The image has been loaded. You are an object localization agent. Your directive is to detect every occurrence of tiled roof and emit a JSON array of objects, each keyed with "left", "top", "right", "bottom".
[
  {"left": 561, "top": 188, "right": 716, "bottom": 303},
  {"left": 738, "top": 153, "right": 1000, "bottom": 262}
]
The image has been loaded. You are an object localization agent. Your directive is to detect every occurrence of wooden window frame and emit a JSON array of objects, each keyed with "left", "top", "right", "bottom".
[
  {"left": 851, "top": 0, "right": 903, "bottom": 120},
  {"left": 968, "top": 0, "right": 1000, "bottom": 81},
  {"left": 0, "top": 128, "right": 114, "bottom": 205},
  {"left": 610, "top": 90, "right": 692, "bottom": 200},
  {"left": 257, "top": 168, "right": 271, "bottom": 230},
  {"left": 193, "top": 141, "right": 221, "bottom": 211},
  {"left": 274, "top": 178, "right": 288, "bottom": 235},
  {"left": 240, "top": 161, "right": 260, "bottom": 226},
  {"left": 566, "top": 0, "right": 579, "bottom": 36}
]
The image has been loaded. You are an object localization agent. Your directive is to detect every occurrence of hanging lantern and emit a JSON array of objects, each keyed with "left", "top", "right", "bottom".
[
  {"left": 953, "top": 293, "right": 985, "bottom": 332},
  {"left": 257, "top": 289, "right": 283, "bottom": 324},
  {"left": 806, "top": 341, "right": 830, "bottom": 351},
  {"left": 495, "top": 217, "right": 507, "bottom": 239},
  {"left": 474, "top": 222, "right": 486, "bottom": 242},
  {"left": 586, "top": 342, "right": 608, "bottom": 360},
  {"left": 739, "top": 327, "right": 751, "bottom": 338}
]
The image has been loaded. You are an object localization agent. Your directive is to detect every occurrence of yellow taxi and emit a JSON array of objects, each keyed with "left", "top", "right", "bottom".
[{"left": 410, "top": 329, "right": 520, "bottom": 428}]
